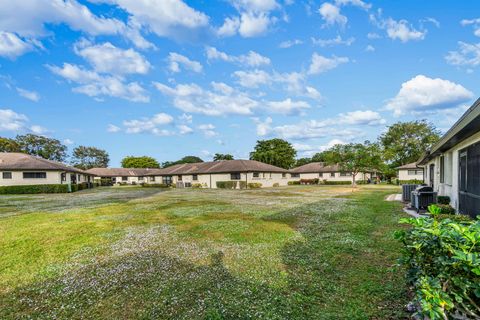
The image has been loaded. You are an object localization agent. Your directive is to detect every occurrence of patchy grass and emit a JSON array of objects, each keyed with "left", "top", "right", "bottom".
[{"left": 0, "top": 185, "right": 408, "bottom": 319}]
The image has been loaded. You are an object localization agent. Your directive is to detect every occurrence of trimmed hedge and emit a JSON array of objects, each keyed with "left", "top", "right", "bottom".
[
  {"left": 273, "top": 183, "right": 279, "bottom": 187},
  {"left": 216, "top": 181, "right": 237, "bottom": 189},
  {"left": 247, "top": 182, "right": 262, "bottom": 189},
  {"left": 239, "top": 181, "right": 247, "bottom": 189},
  {"left": 322, "top": 181, "right": 352, "bottom": 185},
  {"left": 300, "top": 178, "right": 319, "bottom": 185},
  {"left": 0, "top": 184, "right": 69, "bottom": 194},
  {"left": 141, "top": 183, "right": 170, "bottom": 188},
  {"left": 437, "top": 196, "right": 451, "bottom": 205},
  {"left": 399, "top": 179, "right": 424, "bottom": 185},
  {"left": 288, "top": 181, "right": 301, "bottom": 185}
]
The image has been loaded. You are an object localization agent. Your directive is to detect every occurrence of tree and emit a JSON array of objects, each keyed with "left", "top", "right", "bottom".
[
  {"left": 249, "top": 138, "right": 297, "bottom": 169},
  {"left": 0, "top": 137, "right": 21, "bottom": 152},
  {"left": 71, "top": 146, "right": 110, "bottom": 170},
  {"left": 324, "top": 141, "right": 384, "bottom": 186},
  {"left": 379, "top": 120, "right": 440, "bottom": 168},
  {"left": 121, "top": 156, "right": 160, "bottom": 168},
  {"left": 15, "top": 134, "right": 67, "bottom": 161},
  {"left": 162, "top": 156, "right": 204, "bottom": 168},
  {"left": 295, "top": 157, "right": 312, "bottom": 167},
  {"left": 213, "top": 153, "right": 234, "bottom": 161},
  {"left": 311, "top": 151, "right": 330, "bottom": 162}
]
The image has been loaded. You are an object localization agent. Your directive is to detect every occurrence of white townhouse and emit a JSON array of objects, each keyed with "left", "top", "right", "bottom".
[
  {"left": 0, "top": 153, "right": 94, "bottom": 186},
  {"left": 86, "top": 168, "right": 163, "bottom": 185},
  {"left": 289, "top": 162, "right": 374, "bottom": 183},
  {"left": 396, "top": 162, "right": 424, "bottom": 183},
  {"left": 418, "top": 97, "right": 480, "bottom": 219}
]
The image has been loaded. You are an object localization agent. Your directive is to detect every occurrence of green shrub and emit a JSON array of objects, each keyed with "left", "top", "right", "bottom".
[
  {"left": 141, "top": 183, "right": 170, "bottom": 188},
  {"left": 323, "top": 181, "right": 351, "bottom": 185},
  {"left": 0, "top": 184, "right": 69, "bottom": 194},
  {"left": 398, "top": 179, "right": 424, "bottom": 185},
  {"left": 216, "top": 181, "right": 237, "bottom": 189},
  {"left": 99, "top": 178, "right": 113, "bottom": 186},
  {"left": 288, "top": 181, "right": 301, "bottom": 185},
  {"left": 434, "top": 214, "right": 472, "bottom": 223},
  {"left": 300, "top": 178, "right": 319, "bottom": 185},
  {"left": 437, "top": 196, "right": 451, "bottom": 205},
  {"left": 239, "top": 181, "right": 247, "bottom": 189},
  {"left": 395, "top": 217, "right": 480, "bottom": 319},
  {"left": 191, "top": 183, "right": 203, "bottom": 189},
  {"left": 272, "top": 182, "right": 279, "bottom": 187},
  {"left": 247, "top": 182, "right": 262, "bottom": 189},
  {"left": 438, "top": 204, "right": 455, "bottom": 215},
  {"left": 71, "top": 184, "right": 78, "bottom": 192}
]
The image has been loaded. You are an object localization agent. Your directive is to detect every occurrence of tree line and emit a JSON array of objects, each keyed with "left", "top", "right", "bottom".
[{"left": 0, "top": 120, "right": 439, "bottom": 175}]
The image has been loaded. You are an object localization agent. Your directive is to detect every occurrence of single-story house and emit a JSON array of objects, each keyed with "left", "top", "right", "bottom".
[
  {"left": 289, "top": 162, "right": 374, "bottom": 183},
  {"left": 395, "top": 162, "right": 424, "bottom": 183},
  {"left": 0, "top": 152, "right": 94, "bottom": 186},
  {"left": 86, "top": 168, "right": 163, "bottom": 185},
  {"left": 418, "top": 97, "right": 480, "bottom": 218}
]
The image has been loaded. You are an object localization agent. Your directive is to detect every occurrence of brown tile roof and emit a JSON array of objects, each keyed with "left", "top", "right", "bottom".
[
  {"left": 85, "top": 167, "right": 163, "bottom": 177},
  {"left": 290, "top": 162, "right": 342, "bottom": 173},
  {"left": 87, "top": 160, "right": 288, "bottom": 177},
  {"left": 396, "top": 162, "right": 423, "bottom": 170},
  {"left": 0, "top": 152, "right": 91, "bottom": 174}
]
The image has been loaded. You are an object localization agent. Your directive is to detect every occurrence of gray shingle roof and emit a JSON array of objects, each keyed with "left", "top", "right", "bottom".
[
  {"left": 396, "top": 162, "right": 422, "bottom": 170},
  {"left": 85, "top": 168, "right": 163, "bottom": 177},
  {"left": 0, "top": 152, "right": 91, "bottom": 174},
  {"left": 290, "top": 162, "right": 341, "bottom": 173}
]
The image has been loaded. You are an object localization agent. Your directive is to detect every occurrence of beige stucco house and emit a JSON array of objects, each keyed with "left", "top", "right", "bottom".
[
  {"left": 86, "top": 168, "right": 163, "bottom": 185},
  {"left": 0, "top": 153, "right": 94, "bottom": 186},
  {"left": 418, "top": 97, "right": 480, "bottom": 218},
  {"left": 289, "top": 162, "right": 373, "bottom": 183},
  {"left": 396, "top": 162, "right": 424, "bottom": 183}
]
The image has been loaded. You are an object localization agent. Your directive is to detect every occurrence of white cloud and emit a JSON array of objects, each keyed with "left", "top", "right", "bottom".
[
  {"left": 123, "top": 113, "right": 174, "bottom": 135},
  {"left": 107, "top": 124, "right": 121, "bottom": 133},
  {"left": 305, "top": 86, "right": 322, "bottom": 100},
  {"left": 308, "top": 53, "right": 349, "bottom": 75},
  {"left": 0, "top": 109, "right": 46, "bottom": 133},
  {"left": 233, "top": 69, "right": 271, "bottom": 88},
  {"left": 279, "top": 39, "right": 303, "bottom": 48},
  {"left": 154, "top": 81, "right": 258, "bottom": 116},
  {"left": 0, "top": 32, "right": 33, "bottom": 59},
  {"left": 311, "top": 35, "right": 354, "bottom": 47},
  {"left": 47, "top": 63, "right": 149, "bottom": 102},
  {"left": 293, "top": 139, "right": 346, "bottom": 156},
  {"left": 16, "top": 87, "right": 40, "bottom": 102},
  {"left": 365, "top": 45, "right": 375, "bottom": 52},
  {"left": 216, "top": 16, "right": 241, "bottom": 37},
  {"left": 370, "top": 13, "right": 426, "bottom": 42},
  {"left": 267, "top": 98, "right": 310, "bottom": 115},
  {"left": 385, "top": 75, "right": 474, "bottom": 116},
  {"left": 168, "top": 52, "right": 203, "bottom": 73},
  {"left": 253, "top": 116, "right": 273, "bottom": 136},
  {"left": 445, "top": 42, "right": 480, "bottom": 67},
  {"left": 335, "top": 0, "right": 371, "bottom": 10},
  {"left": 239, "top": 12, "right": 272, "bottom": 37},
  {"left": 177, "top": 124, "right": 193, "bottom": 135},
  {"left": 338, "top": 110, "right": 386, "bottom": 125},
  {"left": 198, "top": 124, "right": 218, "bottom": 137},
  {"left": 63, "top": 139, "right": 74, "bottom": 145},
  {"left": 74, "top": 41, "right": 151, "bottom": 75},
  {"left": 319, "top": 3, "right": 347, "bottom": 28},
  {"left": 205, "top": 47, "right": 270, "bottom": 67},
  {"left": 367, "top": 32, "right": 381, "bottom": 39},
  {"left": 272, "top": 120, "right": 363, "bottom": 140},
  {"left": 178, "top": 113, "right": 193, "bottom": 123},
  {"left": 461, "top": 18, "right": 480, "bottom": 37}
]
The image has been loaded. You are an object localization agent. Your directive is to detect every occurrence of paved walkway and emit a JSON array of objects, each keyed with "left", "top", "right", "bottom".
[
  {"left": 385, "top": 194, "right": 428, "bottom": 218},
  {"left": 385, "top": 194, "right": 402, "bottom": 201}
]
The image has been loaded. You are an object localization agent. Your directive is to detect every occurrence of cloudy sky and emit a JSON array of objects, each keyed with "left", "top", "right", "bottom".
[{"left": 0, "top": 0, "right": 478, "bottom": 165}]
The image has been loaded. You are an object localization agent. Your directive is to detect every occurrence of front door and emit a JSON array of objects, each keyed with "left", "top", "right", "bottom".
[
  {"left": 429, "top": 164, "right": 435, "bottom": 189},
  {"left": 458, "top": 144, "right": 480, "bottom": 218}
]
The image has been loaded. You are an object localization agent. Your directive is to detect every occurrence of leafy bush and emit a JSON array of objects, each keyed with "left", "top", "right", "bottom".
[
  {"left": 273, "top": 182, "right": 279, "bottom": 187},
  {"left": 141, "top": 183, "right": 170, "bottom": 188},
  {"left": 288, "top": 181, "right": 301, "bottom": 185},
  {"left": 99, "top": 178, "right": 113, "bottom": 186},
  {"left": 216, "top": 181, "right": 237, "bottom": 189},
  {"left": 428, "top": 204, "right": 456, "bottom": 215},
  {"left": 323, "top": 181, "right": 352, "bottom": 185},
  {"left": 399, "top": 179, "right": 424, "bottom": 185},
  {"left": 437, "top": 196, "right": 451, "bottom": 205},
  {"left": 191, "top": 183, "right": 206, "bottom": 189},
  {"left": 300, "top": 178, "right": 319, "bottom": 185},
  {"left": 247, "top": 182, "right": 262, "bottom": 189},
  {"left": 434, "top": 214, "right": 472, "bottom": 223},
  {"left": 395, "top": 217, "right": 480, "bottom": 319},
  {"left": 0, "top": 184, "right": 69, "bottom": 194},
  {"left": 239, "top": 181, "right": 247, "bottom": 189}
]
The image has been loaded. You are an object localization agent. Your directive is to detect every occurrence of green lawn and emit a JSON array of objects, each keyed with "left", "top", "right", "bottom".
[{"left": 0, "top": 185, "right": 408, "bottom": 319}]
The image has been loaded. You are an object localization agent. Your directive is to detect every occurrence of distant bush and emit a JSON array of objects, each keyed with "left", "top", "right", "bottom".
[
  {"left": 216, "top": 181, "right": 237, "bottom": 189},
  {"left": 273, "top": 182, "right": 279, "bottom": 187},
  {"left": 300, "top": 178, "right": 318, "bottom": 185},
  {"left": 191, "top": 183, "right": 208, "bottom": 189},
  {"left": 288, "top": 181, "right": 301, "bottom": 185},
  {"left": 0, "top": 184, "right": 69, "bottom": 194},
  {"left": 323, "top": 181, "right": 351, "bottom": 185},
  {"left": 239, "top": 181, "right": 247, "bottom": 189},
  {"left": 395, "top": 217, "right": 479, "bottom": 319},
  {"left": 437, "top": 196, "right": 450, "bottom": 205},
  {"left": 141, "top": 183, "right": 170, "bottom": 188},
  {"left": 356, "top": 180, "right": 368, "bottom": 185},
  {"left": 434, "top": 214, "right": 471, "bottom": 223},
  {"left": 438, "top": 204, "right": 455, "bottom": 215},
  {"left": 99, "top": 178, "right": 113, "bottom": 186},
  {"left": 398, "top": 179, "right": 423, "bottom": 185},
  {"left": 247, "top": 182, "right": 262, "bottom": 189}
]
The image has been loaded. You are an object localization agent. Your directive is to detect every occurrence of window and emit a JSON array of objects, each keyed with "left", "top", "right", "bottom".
[
  {"left": 2, "top": 172, "right": 12, "bottom": 179},
  {"left": 445, "top": 152, "right": 452, "bottom": 185},
  {"left": 178, "top": 175, "right": 183, "bottom": 181},
  {"left": 230, "top": 173, "right": 241, "bottom": 180},
  {"left": 122, "top": 176, "right": 128, "bottom": 181},
  {"left": 408, "top": 170, "right": 423, "bottom": 176},
  {"left": 192, "top": 174, "right": 198, "bottom": 181},
  {"left": 319, "top": 173, "right": 323, "bottom": 178},
  {"left": 23, "top": 172, "right": 46, "bottom": 179},
  {"left": 282, "top": 173, "right": 286, "bottom": 178},
  {"left": 150, "top": 176, "right": 156, "bottom": 182},
  {"left": 253, "top": 172, "right": 260, "bottom": 178},
  {"left": 440, "top": 156, "right": 445, "bottom": 183},
  {"left": 163, "top": 176, "right": 172, "bottom": 185},
  {"left": 330, "top": 172, "right": 335, "bottom": 177},
  {"left": 61, "top": 173, "right": 66, "bottom": 182},
  {"left": 291, "top": 173, "right": 300, "bottom": 178},
  {"left": 340, "top": 172, "right": 352, "bottom": 176},
  {"left": 138, "top": 176, "right": 144, "bottom": 181}
]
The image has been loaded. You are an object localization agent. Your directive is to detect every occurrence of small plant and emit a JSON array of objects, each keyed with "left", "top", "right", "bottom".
[
  {"left": 247, "top": 182, "right": 262, "bottom": 189},
  {"left": 191, "top": 183, "right": 203, "bottom": 189},
  {"left": 216, "top": 181, "right": 237, "bottom": 189},
  {"left": 427, "top": 204, "right": 442, "bottom": 215},
  {"left": 272, "top": 182, "right": 279, "bottom": 187},
  {"left": 438, "top": 204, "right": 455, "bottom": 215},
  {"left": 299, "top": 178, "right": 319, "bottom": 185},
  {"left": 287, "top": 181, "right": 300, "bottom": 185},
  {"left": 437, "top": 196, "right": 450, "bottom": 205}
]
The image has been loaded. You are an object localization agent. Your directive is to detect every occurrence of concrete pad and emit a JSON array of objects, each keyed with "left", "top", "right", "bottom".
[{"left": 385, "top": 194, "right": 402, "bottom": 201}]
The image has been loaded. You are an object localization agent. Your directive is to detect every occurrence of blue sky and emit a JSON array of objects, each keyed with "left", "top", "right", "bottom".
[{"left": 0, "top": 0, "right": 479, "bottom": 166}]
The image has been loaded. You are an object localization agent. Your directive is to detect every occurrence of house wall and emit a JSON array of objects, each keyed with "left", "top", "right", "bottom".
[
  {"left": 0, "top": 170, "right": 92, "bottom": 186},
  {"left": 166, "top": 172, "right": 291, "bottom": 188},
  {"left": 398, "top": 169, "right": 424, "bottom": 181},
  {"left": 291, "top": 172, "right": 372, "bottom": 182},
  {"left": 422, "top": 130, "right": 480, "bottom": 211}
]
